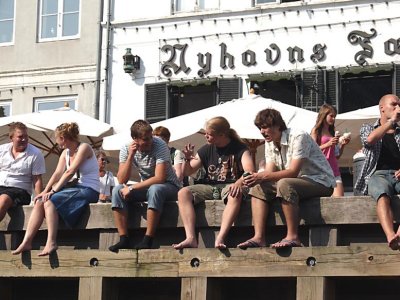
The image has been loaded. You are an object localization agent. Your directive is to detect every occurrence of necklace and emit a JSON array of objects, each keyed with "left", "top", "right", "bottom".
[{"left": 217, "top": 145, "right": 229, "bottom": 164}]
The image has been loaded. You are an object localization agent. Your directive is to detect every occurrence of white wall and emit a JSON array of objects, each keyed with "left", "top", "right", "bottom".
[{"left": 107, "top": 0, "right": 400, "bottom": 132}]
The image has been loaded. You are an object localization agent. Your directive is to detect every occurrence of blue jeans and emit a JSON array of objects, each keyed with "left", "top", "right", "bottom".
[
  {"left": 368, "top": 170, "right": 400, "bottom": 201},
  {"left": 111, "top": 183, "right": 179, "bottom": 212}
]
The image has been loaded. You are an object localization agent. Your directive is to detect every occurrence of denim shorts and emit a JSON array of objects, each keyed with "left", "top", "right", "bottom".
[{"left": 367, "top": 170, "right": 400, "bottom": 202}]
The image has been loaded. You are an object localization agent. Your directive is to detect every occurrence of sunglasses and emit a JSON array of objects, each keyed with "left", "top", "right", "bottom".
[{"left": 98, "top": 158, "right": 108, "bottom": 163}]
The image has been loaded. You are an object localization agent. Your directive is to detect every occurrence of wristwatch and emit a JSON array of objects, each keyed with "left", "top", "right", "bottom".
[{"left": 128, "top": 185, "right": 134, "bottom": 192}]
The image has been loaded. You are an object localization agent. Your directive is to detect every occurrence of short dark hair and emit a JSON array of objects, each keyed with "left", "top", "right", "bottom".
[
  {"left": 153, "top": 126, "right": 171, "bottom": 143},
  {"left": 254, "top": 108, "right": 287, "bottom": 131},
  {"left": 130, "top": 120, "right": 153, "bottom": 139},
  {"left": 9, "top": 122, "right": 27, "bottom": 138}
]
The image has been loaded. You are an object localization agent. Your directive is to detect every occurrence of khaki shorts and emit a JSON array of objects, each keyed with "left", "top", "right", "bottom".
[
  {"left": 249, "top": 178, "right": 333, "bottom": 205},
  {"left": 186, "top": 183, "right": 248, "bottom": 205}
]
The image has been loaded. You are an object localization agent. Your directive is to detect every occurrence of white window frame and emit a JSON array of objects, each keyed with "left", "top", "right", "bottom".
[
  {"left": 255, "top": 0, "right": 280, "bottom": 4},
  {"left": 34, "top": 95, "right": 77, "bottom": 112},
  {"left": 0, "top": 0, "right": 15, "bottom": 46},
  {"left": 38, "top": 0, "right": 80, "bottom": 42},
  {"left": 173, "top": 0, "right": 220, "bottom": 13},
  {"left": 0, "top": 101, "right": 12, "bottom": 117}
]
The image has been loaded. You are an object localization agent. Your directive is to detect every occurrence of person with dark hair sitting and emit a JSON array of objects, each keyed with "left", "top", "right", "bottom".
[{"left": 109, "top": 120, "right": 181, "bottom": 251}]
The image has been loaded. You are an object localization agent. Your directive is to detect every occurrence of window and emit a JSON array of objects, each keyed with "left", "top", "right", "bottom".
[
  {"left": 34, "top": 96, "right": 77, "bottom": 112},
  {"left": 39, "top": 0, "right": 80, "bottom": 41},
  {"left": 0, "top": 101, "right": 11, "bottom": 117},
  {"left": 0, "top": 0, "right": 14, "bottom": 44},
  {"left": 173, "top": 0, "right": 219, "bottom": 13}
]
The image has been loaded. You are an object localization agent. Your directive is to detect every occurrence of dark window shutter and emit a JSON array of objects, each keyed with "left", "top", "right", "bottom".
[
  {"left": 301, "top": 70, "right": 324, "bottom": 112},
  {"left": 394, "top": 64, "right": 400, "bottom": 96},
  {"left": 325, "top": 70, "right": 338, "bottom": 109},
  {"left": 217, "top": 78, "right": 242, "bottom": 104},
  {"left": 145, "top": 83, "right": 168, "bottom": 123}
]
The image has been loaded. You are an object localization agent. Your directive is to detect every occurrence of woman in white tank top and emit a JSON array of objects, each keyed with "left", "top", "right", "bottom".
[{"left": 12, "top": 122, "right": 100, "bottom": 256}]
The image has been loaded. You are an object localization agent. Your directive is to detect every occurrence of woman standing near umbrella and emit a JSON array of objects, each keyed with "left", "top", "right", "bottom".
[
  {"left": 12, "top": 122, "right": 99, "bottom": 256},
  {"left": 311, "top": 104, "right": 350, "bottom": 197}
]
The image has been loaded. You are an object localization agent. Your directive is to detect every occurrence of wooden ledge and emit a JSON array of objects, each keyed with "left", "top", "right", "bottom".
[
  {"left": 1, "top": 196, "right": 399, "bottom": 231},
  {"left": 1, "top": 244, "right": 399, "bottom": 278}
]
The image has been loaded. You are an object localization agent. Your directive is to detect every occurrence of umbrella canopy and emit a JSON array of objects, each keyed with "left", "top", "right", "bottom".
[
  {"left": 335, "top": 105, "right": 379, "bottom": 167},
  {"left": 103, "top": 95, "right": 318, "bottom": 165},
  {"left": 0, "top": 106, "right": 113, "bottom": 156}
]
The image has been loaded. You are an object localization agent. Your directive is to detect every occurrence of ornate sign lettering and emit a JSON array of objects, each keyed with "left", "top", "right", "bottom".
[
  {"left": 197, "top": 52, "right": 212, "bottom": 77},
  {"left": 384, "top": 38, "right": 400, "bottom": 56},
  {"left": 220, "top": 43, "right": 235, "bottom": 69},
  {"left": 310, "top": 43, "right": 327, "bottom": 63},
  {"left": 287, "top": 46, "right": 305, "bottom": 63},
  {"left": 242, "top": 50, "right": 257, "bottom": 66},
  {"left": 264, "top": 43, "right": 280, "bottom": 65},
  {"left": 161, "top": 44, "right": 190, "bottom": 77},
  {"left": 347, "top": 29, "right": 377, "bottom": 65}
]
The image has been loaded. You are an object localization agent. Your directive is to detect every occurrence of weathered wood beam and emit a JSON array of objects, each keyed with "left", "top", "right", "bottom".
[{"left": 1, "top": 245, "right": 399, "bottom": 278}]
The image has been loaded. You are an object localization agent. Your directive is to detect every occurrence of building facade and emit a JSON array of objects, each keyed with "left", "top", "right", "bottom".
[
  {"left": 106, "top": 0, "right": 400, "bottom": 132},
  {"left": 0, "top": 0, "right": 104, "bottom": 118}
]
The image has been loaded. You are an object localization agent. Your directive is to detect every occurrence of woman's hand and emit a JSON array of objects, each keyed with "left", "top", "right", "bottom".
[{"left": 329, "top": 136, "right": 339, "bottom": 147}]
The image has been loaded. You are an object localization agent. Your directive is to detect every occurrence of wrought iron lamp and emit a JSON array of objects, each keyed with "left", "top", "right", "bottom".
[{"left": 123, "top": 48, "right": 140, "bottom": 73}]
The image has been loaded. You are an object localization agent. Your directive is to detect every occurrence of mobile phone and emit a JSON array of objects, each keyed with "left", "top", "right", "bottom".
[{"left": 243, "top": 172, "right": 251, "bottom": 177}]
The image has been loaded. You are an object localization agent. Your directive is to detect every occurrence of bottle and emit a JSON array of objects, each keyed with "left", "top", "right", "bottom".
[{"left": 212, "top": 186, "right": 220, "bottom": 199}]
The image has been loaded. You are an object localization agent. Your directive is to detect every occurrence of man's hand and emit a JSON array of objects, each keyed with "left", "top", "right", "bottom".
[
  {"left": 119, "top": 184, "right": 131, "bottom": 199},
  {"left": 183, "top": 143, "right": 195, "bottom": 160},
  {"left": 395, "top": 170, "right": 400, "bottom": 181},
  {"left": 128, "top": 141, "right": 138, "bottom": 157},
  {"left": 243, "top": 172, "right": 261, "bottom": 187},
  {"left": 228, "top": 180, "right": 244, "bottom": 198}
]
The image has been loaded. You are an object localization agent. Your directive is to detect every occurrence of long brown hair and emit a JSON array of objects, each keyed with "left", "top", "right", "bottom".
[
  {"left": 313, "top": 104, "right": 337, "bottom": 144},
  {"left": 206, "top": 116, "right": 243, "bottom": 144}
]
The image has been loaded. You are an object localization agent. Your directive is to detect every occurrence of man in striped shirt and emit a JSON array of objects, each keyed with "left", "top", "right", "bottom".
[{"left": 109, "top": 120, "right": 181, "bottom": 251}]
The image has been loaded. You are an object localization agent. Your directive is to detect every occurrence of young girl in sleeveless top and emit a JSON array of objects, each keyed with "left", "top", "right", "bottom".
[{"left": 311, "top": 104, "right": 350, "bottom": 197}]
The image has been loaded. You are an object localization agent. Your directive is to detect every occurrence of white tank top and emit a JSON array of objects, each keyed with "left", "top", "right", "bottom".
[{"left": 65, "top": 145, "right": 100, "bottom": 192}]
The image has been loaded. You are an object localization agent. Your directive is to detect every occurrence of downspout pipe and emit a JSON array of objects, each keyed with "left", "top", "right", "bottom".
[
  {"left": 94, "top": 0, "right": 104, "bottom": 119},
  {"left": 102, "top": 0, "right": 112, "bottom": 123}
]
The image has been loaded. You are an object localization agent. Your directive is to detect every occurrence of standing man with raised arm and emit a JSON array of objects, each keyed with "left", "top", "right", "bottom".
[
  {"left": 354, "top": 94, "right": 400, "bottom": 250},
  {"left": 0, "top": 122, "right": 45, "bottom": 222},
  {"left": 108, "top": 120, "right": 181, "bottom": 251}
]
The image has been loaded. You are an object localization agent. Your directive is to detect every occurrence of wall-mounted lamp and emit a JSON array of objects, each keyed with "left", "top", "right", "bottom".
[{"left": 123, "top": 48, "right": 140, "bottom": 73}]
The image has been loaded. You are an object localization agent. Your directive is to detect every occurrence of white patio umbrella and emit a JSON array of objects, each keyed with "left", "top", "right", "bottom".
[
  {"left": 335, "top": 105, "right": 379, "bottom": 167},
  {"left": 103, "top": 95, "right": 318, "bottom": 165},
  {"left": 0, "top": 107, "right": 114, "bottom": 180},
  {"left": 0, "top": 106, "right": 113, "bottom": 155}
]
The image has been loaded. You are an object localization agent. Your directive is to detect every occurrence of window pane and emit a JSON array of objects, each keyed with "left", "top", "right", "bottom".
[
  {"left": 198, "top": 0, "right": 218, "bottom": 10},
  {"left": 256, "top": 0, "right": 276, "bottom": 3},
  {"left": 37, "top": 100, "right": 75, "bottom": 111},
  {"left": 0, "top": 0, "right": 14, "bottom": 19},
  {"left": 175, "top": 0, "right": 195, "bottom": 12},
  {"left": 0, "top": 105, "right": 11, "bottom": 117},
  {"left": 42, "top": 0, "right": 58, "bottom": 15},
  {"left": 62, "top": 12, "right": 78, "bottom": 36},
  {"left": 0, "top": 20, "right": 13, "bottom": 42},
  {"left": 41, "top": 15, "right": 57, "bottom": 38},
  {"left": 63, "top": 0, "right": 79, "bottom": 13}
]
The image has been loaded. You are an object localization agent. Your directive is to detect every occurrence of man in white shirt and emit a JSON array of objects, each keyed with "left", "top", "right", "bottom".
[
  {"left": 238, "top": 109, "right": 335, "bottom": 249},
  {"left": 0, "top": 122, "right": 45, "bottom": 221}
]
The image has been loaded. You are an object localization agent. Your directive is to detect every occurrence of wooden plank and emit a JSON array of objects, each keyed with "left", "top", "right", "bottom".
[
  {"left": 309, "top": 226, "right": 338, "bottom": 246},
  {"left": 181, "top": 278, "right": 207, "bottom": 300},
  {"left": 0, "top": 245, "right": 400, "bottom": 278},
  {"left": 79, "top": 277, "right": 104, "bottom": 300},
  {"left": 296, "top": 277, "right": 335, "bottom": 300}
]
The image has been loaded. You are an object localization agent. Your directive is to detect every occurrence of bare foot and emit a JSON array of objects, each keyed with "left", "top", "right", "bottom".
[
  {"left": 172, "top": 238, "right": 198, "bottom": 250},
  {"left": 12, "top": 243, "right": 32, "bottom": 255},
  {"left": 38, "top": 244, "right": 58, "bottom": 257}
]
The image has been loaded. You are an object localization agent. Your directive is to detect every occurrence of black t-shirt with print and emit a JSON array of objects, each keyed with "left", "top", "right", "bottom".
[{"left": 197, "top": 139, "right": 248, "bottom": 184}]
